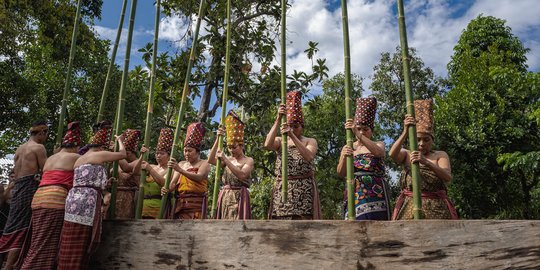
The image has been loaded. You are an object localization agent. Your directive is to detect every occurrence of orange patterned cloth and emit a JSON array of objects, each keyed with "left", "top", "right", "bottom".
[
  {"left": 156, "top": 128, "right": 174, "bottom": 153},
  {"left": 62, "top": 121, "right": 82, "bottom": 148},
  {"left": 90, "top": 121, "right": 112, "bottom": 146},
  {"left": 414, "top": 99, "right": 433, "bottom": 135},
  {"left": 286, "top": 91, "right": 304, "bottom": 126},
  {"left": 177, "top": 168, "right": 208, "bottom": 194},
  {"left": 122, "top": 129, "right": 141, "bottom": 152},
  {"left": 225, "top": 110, "right": 245, "bottom": 146},
  {"left": 354, "top": 97, "right": 377, "bottom": 130},
  {"left": 184, "top": 122, "right": 205, "bottom": 150}
]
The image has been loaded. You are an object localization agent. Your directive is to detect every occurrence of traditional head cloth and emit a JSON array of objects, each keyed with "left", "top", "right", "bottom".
[
  {"left": 29, "top": 121, "right": 48, "bottom": 135},
  {"left": 123, "top": 129, "right": 141, "bottom": 152},
  {"left": 184, "top": 122, "right": 205, "bottom": 151},
  {"left": 414, "top": 99, "right": 434, "bottom": 135},
  {"left": 89, "top": 120, "right": 112, "bottom": 146},
  {"left": 225, "top": 110, "right": 245, "bottom": 146},
  {"left": 354, "top": 97, "right": 377, "bottom": 130},
  {"left": 156, "top": 128, "right": 174, "bottom": 154},
  {"left": 61, "top": 121, "right": 82, "bottom": 148},
  {"left": 286, "top": 91, "right": 304, "bottom": 126}
]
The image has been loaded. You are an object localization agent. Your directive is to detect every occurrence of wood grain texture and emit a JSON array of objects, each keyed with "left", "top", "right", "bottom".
[{"left": 90, "top": 220, "right": 540, "bottom": 269}]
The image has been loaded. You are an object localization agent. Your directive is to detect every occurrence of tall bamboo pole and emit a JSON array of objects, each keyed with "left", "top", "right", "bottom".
[
  {"left": 97, "top": 0, "right": 128, "bottom": 123},
  {"left": 55, "top": 0, "right": 82, "bottom": 147},
  {"left": 158, "top": 0, "right": 208, "bottom": 219},
  {"left": 340, "top": 0, "right": 355, "bottom": 220},
  {"left": 210, "top": 0, "right": 233, "bottom": 219},
  {"left": 109, "top": 0, "right": 139, "bottom": 219},
  {"left": 397, "top": 0, "right": 422, "bottom": 219},
  {"left": 136, "top": 0, "right": 161, "bottom": 219},
  {"left": 280, "top": 0, "right": 289, "bottom": 203}
]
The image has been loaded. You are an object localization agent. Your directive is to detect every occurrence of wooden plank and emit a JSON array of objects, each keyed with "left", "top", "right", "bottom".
[{"left": 91, "top": 220, "right": 540, "bottom": 269}]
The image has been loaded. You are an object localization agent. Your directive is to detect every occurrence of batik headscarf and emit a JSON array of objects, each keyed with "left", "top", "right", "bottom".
[
  {"left": 123, "top": 129, "right": 141, "bottom": 152},
  {"left": 414, "top": 99, "right": 434, "bottom": 136},
  {"left": 286, "top": 91, "right": 304, "bottom": 126},
  {"left": 184, "top": 122, "right": 205, "bottom": 151},
  {"left": 62, "top": 121, "right": 82, "bottom": 148},
  {"left": 225, "top": 110, "right": 245, "bottom": 146},
  {"left": 89, "top": 120, "right": 112, "bottom": 146},
  {"left": 156, "top": 128, "right": 174, "bottom": 154},
  {"left": 354, "top": 97, "right": 377, "bottom": 130}
]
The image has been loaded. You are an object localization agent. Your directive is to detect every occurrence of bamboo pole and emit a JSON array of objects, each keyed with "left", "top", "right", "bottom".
[
  {"left": 158, "top": 0, "right": 208, "bottom": 219},
  {"left": 55, "top": 0, "right": 82, "bottom": 147},
  {"left": 136, "top": 0, "right": 161, "bottom": 219},
  {"left": 210, "top": 0, "right": 233, "bottom": 219},
  {"left": 339, "top": 0, "right": 355, "bottom": 220},
  {"left": 97, "top": 0, "right": 128, "bottom": 123},
  {"left": 280, "top": 0, "right": 289, "bottom": 203},
  {"left": 397, "top": 0, "right": 422, "bottom": 219},
  {"left": 109, "top": 0, "right": 139, "bottom": 219}
]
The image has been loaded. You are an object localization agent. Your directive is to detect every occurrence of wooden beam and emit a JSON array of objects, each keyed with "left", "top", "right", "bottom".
[{"left": 91, "top": 220, "right": 540, "bottom": 269}]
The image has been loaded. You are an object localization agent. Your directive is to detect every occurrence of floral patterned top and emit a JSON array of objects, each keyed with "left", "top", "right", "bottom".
[{"left": 64, "top": 164, "right": 108, "bottom": 226}]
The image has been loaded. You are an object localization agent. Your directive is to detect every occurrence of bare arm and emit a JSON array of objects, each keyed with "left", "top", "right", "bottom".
[
  {"left": 220, "top": 154, "right": 253, "bottom": 183},
  {"left": 146, "top": 165, "right": 166, "bottom": 187},
  {"left": 288, "top": 130, "right": 318, "bottom": 162},
  {"left": 36, "top": 144, "right": 47, "bottom": 172},
  {"left": 412, "top": 151, "right": 453, "bottom": 183},
  {"left": 89, "top": 137, "right": 127, "bottom": 164},
  {"left": 118, "top": 159, "right": 133, "bottom": 173},
  {"left": 207, "top": 128, "right": 225, "bottom": 166},
  {"left": 177, "top": 161, "right": 210, "bottom": 183},
  {"left": 390, "top": 115, "right": 415, "bottom": 165},
  {"left": 264, "top": 105, "right": 286, "bottom": 151},
  {"left": 337, "top": 145, "right": 353, "bottom": 178}
]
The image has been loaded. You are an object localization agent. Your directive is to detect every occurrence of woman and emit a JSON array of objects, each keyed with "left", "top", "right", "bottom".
[
  {"left": 115, "top": 129, "right": 147, "bottom": 219},
  {"left": 208, "top": 110, "right": 254, "bottom": 219},
  {"left": 165, "top": 122, "right": 210, "bottom": 219},
  {"left": 140, "top": 128, "right": 173, "bottom": 219},
  {"left": 389, "top": 99, "right": 458, "bottom": 220},
  {"left": 264, "top": 91, "right": 321, "bottom": 220},
  {"left": 57, "top": 121, "right": 127, "bottom": 269},
  {"left": 337, "top": 97, "right": 389, "bottom": 220}
]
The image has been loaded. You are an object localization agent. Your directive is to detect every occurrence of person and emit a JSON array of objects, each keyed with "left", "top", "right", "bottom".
[
  {"left": 17, "top": 121, "right": 82, "bottom": 269},
  {"left": 114, "top": 129, "right": 147, "bottom": 219},
  {"left": 337, "top": 97, "right": 390, "bottom": 220},
  {"left": 389, "top": 99, "right": 458, "bottom": 220},
  {"left": 56, "top": 121, "right": 127, "bottom": 269},
  {"left": 164, "top": 122, "right": 210, "bottom": 219},
  {"left": 0, "top": 171, "right": 15, "bottom": 266},
  {"left": 140, "top": 128, "right": 173, "bottom": 219},
  {"left": 264, "top": 91, "right": 321, "bottom": 220},
  {"left": 208, "top": 110, "right": 254, "bottom": 219},
  {"left": 0, "top": 121, "right": 48, "bottom": 270}
]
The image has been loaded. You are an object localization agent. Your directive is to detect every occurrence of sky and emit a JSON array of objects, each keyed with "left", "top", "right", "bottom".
[{"left": 93, "top": 0, "right": 540, "bottom": 97}]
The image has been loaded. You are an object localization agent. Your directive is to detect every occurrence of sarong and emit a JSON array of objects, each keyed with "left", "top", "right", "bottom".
[
  {"left": 216, "top": 185, "right": 251, "bottom": 219},
  {"left": 56, "top": 221, "right": 92, "bottom": 270},
  {"left": 171, "top": 193, "right": 207, "bottom": 219},
  {"left": 0, "top": 174, "right": 39, "bottom": 253}
]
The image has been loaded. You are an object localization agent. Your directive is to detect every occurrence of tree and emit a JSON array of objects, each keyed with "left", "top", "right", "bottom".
[{"left": 436, "top": 15, "right": 540, "bottom": 219}]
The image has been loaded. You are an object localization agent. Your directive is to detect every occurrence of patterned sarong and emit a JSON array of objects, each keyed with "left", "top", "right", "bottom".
[
  {"left": 0, "top": 174, "right": 40, "bottom": 252},
  {"left": 57, "top": 221, "right": 92, "bottom": 270},
  {"left": 216, "top": 185, "right": 251, "bottom": 219},
  {"left": 171, "top": 193, "right": 207, "bottom": 219}
]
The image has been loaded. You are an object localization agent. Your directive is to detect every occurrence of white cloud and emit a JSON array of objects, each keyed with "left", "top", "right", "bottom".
[{"left": 92, "top": 25, "right": 151, "bottom": 67}]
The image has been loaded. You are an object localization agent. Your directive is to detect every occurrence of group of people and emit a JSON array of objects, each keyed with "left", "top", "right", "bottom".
[{"left": 0, "top": 91, "right": 457, "bottom": 269}]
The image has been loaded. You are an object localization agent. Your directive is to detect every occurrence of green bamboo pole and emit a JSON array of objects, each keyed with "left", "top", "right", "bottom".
[
  {"left": 97, "top": 0, "right": 128, "bottom": 123},
  {"left": 280, "top": 0, "right": 289, "bottom": 203},
  {"left": 136, "top": 0, "right": 161, "bottom": 219},
  {"left": 397, "top": 0, "right": 422, "bottom": 219},
  {"left": 340, "top": 0, "right": 355, "bottom": 220},
  {"left": 210, "top": 0, "right": 233, "bottom": 219},
  {"left": 109, "top": 0, "right": 139, "bottom": 219},
  {"left": 158, "top": 0, "right": 208, "bottom": 219},
  {"left": 55, "top": 0, "right": 82, "bottom": 147}
]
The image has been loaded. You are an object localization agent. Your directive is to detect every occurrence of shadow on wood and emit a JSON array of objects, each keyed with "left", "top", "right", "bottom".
[{"left": 91, "top": 220, "right": 540, "bottom": 269}]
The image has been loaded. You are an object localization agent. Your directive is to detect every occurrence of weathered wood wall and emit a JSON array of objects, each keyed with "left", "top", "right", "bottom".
[{"left": 91, "top": 220, "right": 540, "bottom": 269}]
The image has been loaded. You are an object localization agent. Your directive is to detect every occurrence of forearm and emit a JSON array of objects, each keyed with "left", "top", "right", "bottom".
[
  {"left": 336, "top": 154, "right": 347, "bottom": 178},
  {"left": 264, "top": 119, "right": 280, "bottom": 149},
  {"left": 207, "top": 138, "right": 219, "bottom": 165},
  {"left": 424, "top": 162, "right": 453, "bottom": 182},
  {"left": 224, "top": 160, "right": 249, "bottom": 181},
  {"left": 148, "top": 167, "right": 165, "bottom": 186},
  {"left": 291, "top": 136, "right": 315, "bottom": 161},
  {"left": 359, "top": 136, "right": 385, "bottom": 157},
  {"left": 389, "top": 131, "right": 407, "bottom": 162}
]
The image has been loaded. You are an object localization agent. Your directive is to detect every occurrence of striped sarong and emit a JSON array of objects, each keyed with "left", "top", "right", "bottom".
[{"left": 57, "top": 221, "right": 93, "bottom": 270}]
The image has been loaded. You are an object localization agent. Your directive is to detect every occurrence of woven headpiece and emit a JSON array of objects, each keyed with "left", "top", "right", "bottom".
[
  {"left": 414, "top": 99, "right": 433, "bottom": 135},
  {"left": 286, "top": 91, "right": 303, "bottom": 126},
  {"left": 156, "top": 128, "right": 174, "bottom": 153},
  {"left": 354, "top": 97, "right": 377, "bottom": 130},
  {"left": 184, "top": 122, "right": 205, "bottom": 151},
  {"left": 89, "top": 121, "right": 112, "bottom": 146},
  {"left": 123, "top": 129, "right": 141, "bottom": 152},
  {"left": 62, "top": 121, "right": 82, "bottom": 148},
  {"left": 225, "top": 110, "right": 245, "bottom": 146}
]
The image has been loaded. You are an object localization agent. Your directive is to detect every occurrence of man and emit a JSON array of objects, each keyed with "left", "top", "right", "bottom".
[{"left": 0, "top": 121, "right": 48, "bottom": 270}]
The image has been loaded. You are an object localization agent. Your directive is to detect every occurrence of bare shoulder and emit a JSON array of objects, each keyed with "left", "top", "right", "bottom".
[
  {"left": 433, "top": 150, "right": 450, "bottom": 159},
  {"left": 304, "top": 136, "right": 317, "bottom": 145}
]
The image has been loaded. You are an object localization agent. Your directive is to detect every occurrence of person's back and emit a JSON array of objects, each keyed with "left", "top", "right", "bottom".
[
  {"left": 14, "top": 140, "right": 46, "bottom": 178},
  {"left": 43, "top": 150, "right": 80, "bottom": 172}
]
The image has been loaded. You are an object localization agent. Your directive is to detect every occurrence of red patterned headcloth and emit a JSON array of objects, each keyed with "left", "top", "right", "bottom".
[
  {"left": 354, "top": 97, "right": 377, "bottom": 130},
  {"left": 89, "top": 121, "right": 112, "bottom": 146},
  {"left": 414, "top": 99, "right": 434, "bottom": 135},
  {"left": 225, "top": 110, "right": 245, "bottom": 146},
  {"left": 184, "top": 122, "right": 205, "bottom": 151},
  {"left": 62, "top": 121, "right": 82, "bottom": 148},
  {"left": 286, "top": 91, "right": 304, "bottom": 126},
  {"left": 156, "top": 128, "right": 174, "bottom": 154},
  {"left": 123, "top": 129, "right": 141, "bottom": 152}
]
